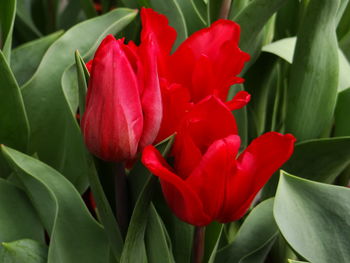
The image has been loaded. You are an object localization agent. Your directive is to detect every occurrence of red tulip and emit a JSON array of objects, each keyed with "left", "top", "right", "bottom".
[
  {"left": 142, "top": 97, "right": 295, "bottom": 226},
  {"left": 81, "top": 33, "right": 162, "bottom": 162},
  {"left": 139, "top": 8, "right": 250, "bottom": 142}
]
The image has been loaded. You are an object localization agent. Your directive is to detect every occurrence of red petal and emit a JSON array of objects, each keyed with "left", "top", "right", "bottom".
[
  {"left": 225, "top": 91, "right": 251, "bottom": 110},
  {"left": 179, "top": 96, "right": 238, "bottom": 154},
  {"left": 170, "top": 20, "right": 249, "bottom": 102},
  {"left": 140, "top": 8, "right": 177, "bottom": 77},
  {"left": 138, "top": 35, "right": 163, "bottom": 149},
  {"left": 81, "top": 35, "right": 143, "bottom": 162},
  {"left": 155, "top": 80, "right": 192, "bottom": 143},
  {"left": 218, "top": 132, "right": 296, "bottom": 222},
  {"left": 186, "top": 135, "right": 240, "bottom": 220},
  {"left": 142, "top": 146, "right": 211, "bottom": 226}
]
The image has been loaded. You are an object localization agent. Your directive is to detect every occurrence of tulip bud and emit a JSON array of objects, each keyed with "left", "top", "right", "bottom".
[{"left": 81, "top": 34, "right": 162, "bottom": 162}]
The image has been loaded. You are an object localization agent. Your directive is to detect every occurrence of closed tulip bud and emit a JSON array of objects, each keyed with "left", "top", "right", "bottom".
[{"left": 81, "top": 33, "right": 162, "bottom": 162}]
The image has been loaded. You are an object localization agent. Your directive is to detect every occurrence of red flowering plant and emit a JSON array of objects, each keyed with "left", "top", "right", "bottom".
[{"left": 1, "top": 1, "right": 349, "bottom": 263}]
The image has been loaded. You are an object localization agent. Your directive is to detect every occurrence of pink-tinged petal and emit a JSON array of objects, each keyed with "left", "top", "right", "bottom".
[
  {"left": 142, "top": 146, "right": 211, "bottom": 226},
  {"left": 218, "top": 132, "right": 296, "bottom": 222},
  {"left": 155, "top": 80, "right": 192, "bottom": 143},
  {"left": 81, "top": 35, "right": 143, "bottom": 162},
  {"left": 225, "top": 91, "right": 251, "bottom": 110},
  {"left": 180, "top": 96, "right": 238, "bottom": 154},
  {"left": 186, "top": 135, "right": 240, "bottom": 220},
  {"left": 138, "top": 35, "right": 163, "bottom": 150}
]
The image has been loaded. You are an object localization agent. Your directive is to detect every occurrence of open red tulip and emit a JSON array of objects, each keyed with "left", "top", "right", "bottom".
[
  {"left": 139, "top": 8, "right": 250, "bottom": 142},
  {"left": 142, "top": 97, "right": 295, "bottom": 226}
]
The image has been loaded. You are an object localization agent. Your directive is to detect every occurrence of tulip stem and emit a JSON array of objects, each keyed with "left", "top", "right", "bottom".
[
  {"left": 114, "top": 162, "right": 130, "bottom": 239},
  {"left": 219, "top": 0, "right": 232, "bottom": 19},
  {"left": 193, "top": 226, "right": 206, "bottom": 263}
]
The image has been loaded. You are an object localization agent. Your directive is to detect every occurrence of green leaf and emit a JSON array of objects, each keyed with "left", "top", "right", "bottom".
[
  {"left": 0, "top": 0, "right": 16, "bottom": 62},
  {"left": 207, "top": 224, "right": 223, "bottom": 263},
  {"left": 215, "top": 199, "right": 278, "bottom": 263},
  {"left": 232, "top": 0, "right": 286, "bottom": 62},
  {"left": 0, "top": 179, "right": 43, "bottom": 243},
  {"left": 21, "top": 8, "right": 138, "bottom": 192},
  {"left": 0, "top": 50, "right": 29, "bottom": 152},
  {"left": 1, "top": 145, "right": 110, "bottom": 263},
  {"left": 15, "top": 0, "right": 42, "bottom": 41},
  {"left": 176, "top": 0, "right": 206, "bottom": 35},
  {"left": 11, "top": 30, "right": 63, "bottom": 86},
  {"left": 274, "top": 171, "right": 350, "bottom": 263},
  {"left": 288, "top": 261, "right": 309, "bottom": 263},
  {"left": 285, "top": 0, "right": 340, "bottom": 140},
  {"left": 75, "top": 50, "right": 90, "bottom": 116},
  {"left": 120, "top": 136, "right": 174, "bottom": 263},
  {"left": 335, "top": 88, "right": 350, "bottom": 136},
  {"left": 149, "top": 0, "right": 188, "bottom": 47},
  {"left": 145, "top": 205, "right": 175, "bottom": 263},
  {"left": 262, "top": 37, "right": 350, "bottom": 92},
  {"left": 284, "top": 137, "right": 350, "bottom": 183},
  {"left": 207, "top": 0, "right": 224, "bottom": 23},
  {"left": 0, "top": 239, "right": 47, "bottom": 263},
  {"left": 78, "top": 0, "right": 97, "bottom": 18}
]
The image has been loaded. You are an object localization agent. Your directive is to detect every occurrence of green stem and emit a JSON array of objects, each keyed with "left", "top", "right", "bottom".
[
  {"left": 193, "top": 226, "right": 206, "bottom": 263},
  {"left": 114, "top": 162, "right": 130, "bottom": 239}
]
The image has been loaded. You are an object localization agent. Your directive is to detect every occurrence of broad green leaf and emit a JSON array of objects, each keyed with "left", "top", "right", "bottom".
[
  {"left": 0, "top": 0, "right": 16, "bottom": 62},
  {"left": 0, "top": 239, "right": 47, "bottom": 263},
  {"left": 0, "top": 51, "right": 29, "bottom": 152},
  {"left": 149, "top": 0, "right": 188, "bottom": 47},
  {"left": 215, "top": 199, "right": 278, "bottom": 263},
  {"left": 285, "top": 0, "right": 340, "bottom": 140},
  {"left": 263, "top": 136, "right": 350, "bottom": 198},
  {"left": 336, "top": 0, "right": 349, "bottom": 25},
  {"left": 21, "top": 8, "right": 138, "bottom": 192},
  {"left": 232, "top": 0, "right": 286, "bottom": 61},
  {"left": 262, "top": 37, "right": 350, "bottom": 92},
  {"left": 121, "top": 136, "right": 174, "bottom": 263},
  {"left": 1, "top": 145, "right": 110, "bottom": 263},
  {"left": 0, "top": 179, "right": 43, "bottom": 243},
  {"left": 274, "top": 171, "right": 350, "bottom": 263},
  {"left": 334, "top": 88, "right": 350, "bottom": 136},
  {"left": 337, "top": 0, "right": 350, "bottom": 40},
  {"left": 145, "top": 205, "right": 174, "bottom": 263},
  {"left": 288, "top": 261, "right": 309, "bottom": 263},
  {"left": 284, "top": 137, "right": 350, "bottom": 183},
  {"left": 11, "top": 31, "right": 63, "bottom": 86}
]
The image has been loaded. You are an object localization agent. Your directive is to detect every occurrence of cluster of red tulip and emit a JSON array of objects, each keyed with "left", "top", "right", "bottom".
[{"left": 81, "top": 8, "right": 295, "bottom": 226}]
